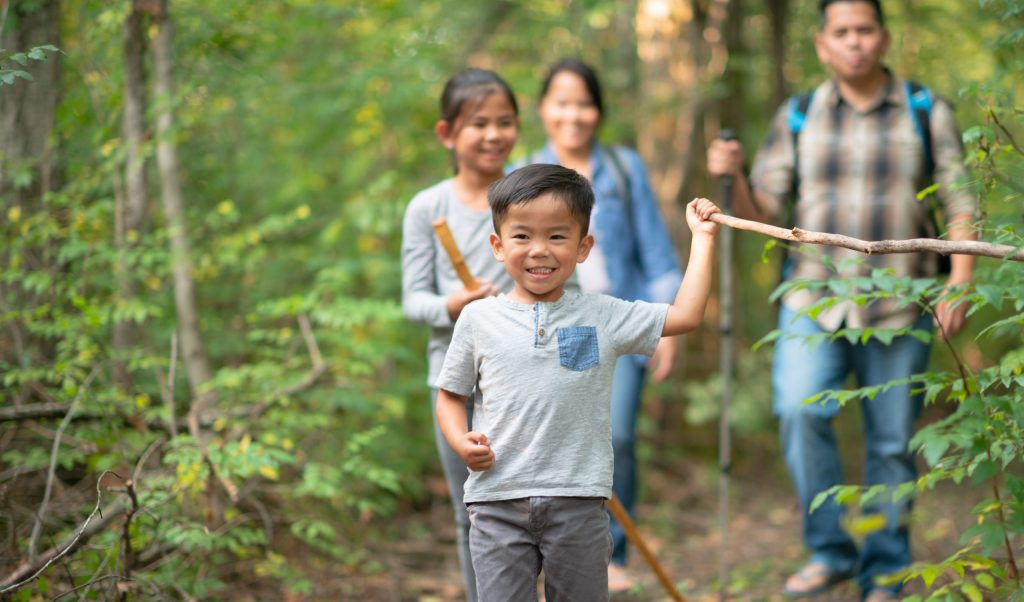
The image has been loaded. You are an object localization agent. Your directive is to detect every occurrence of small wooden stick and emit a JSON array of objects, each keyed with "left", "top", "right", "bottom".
[
  {"left": 608, "top": 494, "right": 686, "bottom": 601},
  {"left": 432, "top": 217, "right": 478, "bottom": 289}
]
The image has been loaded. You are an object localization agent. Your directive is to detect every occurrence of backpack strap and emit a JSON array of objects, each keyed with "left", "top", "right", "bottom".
[
  {"left": 601, "top": 145, "right": 632, "bottom": 214},
  {"left": 905, "top": 80, "right": 935, "bottom": 178},
  {"left": 787, "top": 91, "right": 814, "bottom": 137}
]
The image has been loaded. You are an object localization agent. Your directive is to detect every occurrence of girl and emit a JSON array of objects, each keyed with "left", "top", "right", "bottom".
[
  {"left": 518, "top": 58, "right": 683, "bottom": 592},
  {"left": 400, "top": 67, "right": 520, "bottom": 602}
]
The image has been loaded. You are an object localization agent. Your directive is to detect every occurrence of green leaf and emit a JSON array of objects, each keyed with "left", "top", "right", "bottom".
[
  {"left": 961, "top": 582, "right": 983, "bottom": 602},
  {"left": 921, "top": 436, "right": 950, "bottom": 467},
  {"left": 970, "top": 459, "right": 998, "bottom": 485}
]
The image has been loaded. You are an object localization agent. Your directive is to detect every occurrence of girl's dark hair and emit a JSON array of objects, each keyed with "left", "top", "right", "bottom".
[
  {"left": 538, "top": 58, "right": 604, "bottom": 118},
  {"left": 489, "top": 164, "right": 594, "bottom": 237},
  {"left": 439, "top": 67, "right": 519, "bottom": 126},
  {"left": 819, "top": 0, "right": 884, "bottom": 28}
]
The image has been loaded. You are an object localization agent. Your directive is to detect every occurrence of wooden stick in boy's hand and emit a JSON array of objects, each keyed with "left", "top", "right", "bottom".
[{"left": 432, "top": 218, "right": 478, "bottom": 290}]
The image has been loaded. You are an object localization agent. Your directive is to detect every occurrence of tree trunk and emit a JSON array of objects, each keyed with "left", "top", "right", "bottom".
[
  {"left": 0, "top": 0, "right": 63, "bottom": 205},
  {"left": 766, "top": 0, "right": 789, "bottom": 108},
  {"left": 151, "top": 0, "right": 214, "bottom": 417},
  {"left": 718, "top": 0, "right": 745, "bottom": 136},
  {"left": 0, "top": 0, "right": 63, "bottom": 403},
  {"left": 113, "top": 2, "right": 151, "bottom": 390}
]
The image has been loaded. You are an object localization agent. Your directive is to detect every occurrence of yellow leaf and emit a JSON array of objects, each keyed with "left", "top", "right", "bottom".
[
  {"left": 7, "top": 206, "right": 21, "bottom": 222},
  {"left": 135, "top": 393, "right": 150, "bottom": 409},
  {"left": 217, "top": 200, "right": 235, "bottom": 215},
  {"left": 258, "top": 464, "right": 279, "bottom": 481},
  {"left": 294, "top": 204, "right": 310, "bottom": 219},
  {"left": 100, "top": 138, "right": 121, "bottom": 157},
  {"left": 213, "top": 417, "right": 227, "bottom": 432},
  {"left": 848, "top": 513, "right": 887, "bottom": 536},
  {"left": 240, "top": 434, "right": 252, "bottom": 452}
]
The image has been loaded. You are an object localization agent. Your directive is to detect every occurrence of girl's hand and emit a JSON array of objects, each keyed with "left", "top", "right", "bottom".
[
  {"left": 686, "top": 197, "right": 720, "bottom": 236},
  {"left": 446, "top": 279, "right": 499, "bottom": 321},
  {"left": 459, "top": 432, "right": 495, "bottom": 471}
]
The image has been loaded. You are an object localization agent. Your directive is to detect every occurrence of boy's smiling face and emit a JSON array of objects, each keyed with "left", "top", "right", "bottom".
[{"left": 489, "top": 192, "right": 593, "bottom": 304}]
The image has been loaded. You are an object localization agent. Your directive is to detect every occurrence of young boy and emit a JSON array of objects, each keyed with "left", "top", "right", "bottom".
[{"left": 435, "top": 163, "right": 719, "bottom": 600}]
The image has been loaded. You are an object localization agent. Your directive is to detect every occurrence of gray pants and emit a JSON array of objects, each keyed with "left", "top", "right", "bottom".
[
  {"left": 468, "top": 497, "right": 611, "bottom": 602},
  {"left": 431, "top": 388, "right": 477, "bottom": 602}
]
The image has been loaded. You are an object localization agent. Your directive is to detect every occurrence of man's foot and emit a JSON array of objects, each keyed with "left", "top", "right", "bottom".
[
  {"left": 608, "top": 563, "right": 636, "bottom": 593},
  {"left": 783, "top": 562, "right": 854, "bottom": 598},
  {"left": 864, "top": 589, "right": 899, "bottom": 602}
]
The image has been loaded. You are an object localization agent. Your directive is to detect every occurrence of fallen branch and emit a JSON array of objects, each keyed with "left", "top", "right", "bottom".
[
  {"left": 709, "top": 213, "right": 1024, "bottom": 262},
  {"left": 1, "top": 472, "right": 127, "bottom": 593}
]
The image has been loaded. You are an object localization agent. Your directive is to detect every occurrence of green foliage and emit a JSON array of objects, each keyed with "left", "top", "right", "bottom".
[{"left": 0, "top": 44, "right": 59, "bottom": 85}]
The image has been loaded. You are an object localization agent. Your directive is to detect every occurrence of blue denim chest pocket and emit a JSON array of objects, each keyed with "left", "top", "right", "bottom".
[{"left": 557, "top": 326, "right": 599, "bottom": 372}]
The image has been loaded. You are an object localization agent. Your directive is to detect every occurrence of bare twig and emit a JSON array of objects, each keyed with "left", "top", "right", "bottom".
[
  {"left": 708, "top": 213, "right": 1024, "bottom": 262},
  {"left": 0, "top": 402, "right": 86, "bottom": 422},
  {"left": 989, "top": 107, "right": 1024, "bottom": 157},
  {"left": 49, "top": 545, "right": 113, "bottom": 601},
  {"left": 29, "top": 368, "right": 98, "bottom": 560},
  {"left": 1, "top": 471, "right": 126, "bottom": 593}
]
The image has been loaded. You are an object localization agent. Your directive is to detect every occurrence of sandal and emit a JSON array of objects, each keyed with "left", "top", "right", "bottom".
[
  {"left": 783, "top": 562, "right": 853, "bottom": 598},
  {"left": 608, "top": 563, "right": 636, "bottom": 593}
]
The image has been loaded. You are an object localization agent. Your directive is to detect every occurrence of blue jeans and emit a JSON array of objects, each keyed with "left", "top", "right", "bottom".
[
  {"left": 772, "top": 305, "right": 932, "bottom": 594},
  {"left": 431, "top": 388, "right": 477, "bottom": 602},
  {"left": 609, "top": 356, "right": 647, "bottom": 566}
]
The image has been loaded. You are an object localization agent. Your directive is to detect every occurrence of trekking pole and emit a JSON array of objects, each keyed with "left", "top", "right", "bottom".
[
  {"left": 716, "top": 129, "right": 736, "bottom": 601},
  {"left": 431, "top": 217, "right": 685, "bottom": 602}
]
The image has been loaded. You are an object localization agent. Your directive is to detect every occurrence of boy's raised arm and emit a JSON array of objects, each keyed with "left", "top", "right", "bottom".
[
  {"left": 436, "top": 389, "right": 495, "bottom": 471},
  {"left": 662, "top": 198, "right": 720, "bottom": 337}
]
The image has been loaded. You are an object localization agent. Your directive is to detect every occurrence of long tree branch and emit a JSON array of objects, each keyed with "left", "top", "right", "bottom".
[
  {"left": 709, "top": 213, "right": 1024, "bottom": 262},
  {"left": 1, "top": 472, "right": 126, "bottom": 592}
]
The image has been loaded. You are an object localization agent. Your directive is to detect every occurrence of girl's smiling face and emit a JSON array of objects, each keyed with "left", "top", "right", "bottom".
[
  {"left": 438, "top": 91, "right": 519, "bottom": 178},
  {"left": 489, "top": 192, "right": 593, "bottom": 304}
]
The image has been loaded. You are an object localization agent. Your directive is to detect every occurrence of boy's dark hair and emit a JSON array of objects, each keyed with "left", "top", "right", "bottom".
[
  {"left": 819, "top": 0, "right": 885, "bottom": 28},
  {"left": 488, "top": 164, "right": 594, "bottom": 236},
  {"left": 539, "top": 58, "right": 604, "bottom": 119}
]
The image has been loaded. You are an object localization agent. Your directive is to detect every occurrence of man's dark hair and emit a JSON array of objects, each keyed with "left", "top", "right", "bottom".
[
  {"left": 819, "top": 0, "right": 885, "bottom": 28},
  {"left": 488, "top": 164, "right": 594, "bottom": 236}
]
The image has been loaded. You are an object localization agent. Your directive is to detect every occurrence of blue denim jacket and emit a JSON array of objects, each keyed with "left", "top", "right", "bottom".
[{"left": 518, "top": 143, "right": 683, "bottom": 305}]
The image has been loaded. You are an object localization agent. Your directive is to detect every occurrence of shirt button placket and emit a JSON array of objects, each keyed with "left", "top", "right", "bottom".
[{"left": 535, "top": 304, "right": 546, "bottom": 343}]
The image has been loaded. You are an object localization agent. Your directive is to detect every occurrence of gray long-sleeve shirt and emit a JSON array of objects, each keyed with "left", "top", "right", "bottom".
[{"left": 401, "top": 179, "right": 514, "bottom": 384}]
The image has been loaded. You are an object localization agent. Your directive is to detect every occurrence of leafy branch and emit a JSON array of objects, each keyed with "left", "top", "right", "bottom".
[{"left": 0, "top": 45, "right": 61, "bottom": 85}]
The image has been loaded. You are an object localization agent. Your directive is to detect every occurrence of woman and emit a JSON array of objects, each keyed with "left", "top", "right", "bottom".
[{"left": 520, "top": 58, "right": 683, "bottom": 591}]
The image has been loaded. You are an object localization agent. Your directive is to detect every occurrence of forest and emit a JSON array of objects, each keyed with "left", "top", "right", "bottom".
[{"left": 0, "top": 0, "right": 1022, "bottom": 600}]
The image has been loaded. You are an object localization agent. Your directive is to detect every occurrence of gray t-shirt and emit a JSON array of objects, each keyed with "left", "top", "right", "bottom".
[
  {"left": 435, "top": 291, "right": 668, "bottom": 503},
  {"left": 401, "top": 179, "right": 514, "bottom": 384}
]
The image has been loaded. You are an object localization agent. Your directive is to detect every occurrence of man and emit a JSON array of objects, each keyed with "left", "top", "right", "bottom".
[{"left": 707, "top": 1, "right": 976, "bottom": 600}]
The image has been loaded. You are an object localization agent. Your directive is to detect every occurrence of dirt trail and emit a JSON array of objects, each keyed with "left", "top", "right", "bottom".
[{"left": 345, "top": 430, "right": 984, "bottom": 602}]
